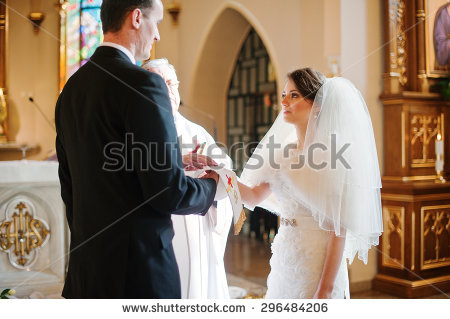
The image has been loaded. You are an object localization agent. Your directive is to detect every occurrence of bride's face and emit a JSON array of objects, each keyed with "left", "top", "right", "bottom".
[{"left": 281, "top": 79, "right": 313, "bottom": 125}]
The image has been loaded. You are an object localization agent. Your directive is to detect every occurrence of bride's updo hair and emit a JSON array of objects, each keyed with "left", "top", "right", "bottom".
[{"left": 287, "top": 68, "right": 326, "bottom": 102}]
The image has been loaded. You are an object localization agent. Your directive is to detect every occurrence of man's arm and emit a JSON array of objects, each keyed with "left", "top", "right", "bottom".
[{"left": 124, "top": 73, "right": 217, "bottom": 216}]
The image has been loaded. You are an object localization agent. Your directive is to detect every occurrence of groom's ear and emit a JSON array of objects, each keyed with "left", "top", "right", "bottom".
[{"left": 130, "top": 8, "right": 144, "bottom": 30}]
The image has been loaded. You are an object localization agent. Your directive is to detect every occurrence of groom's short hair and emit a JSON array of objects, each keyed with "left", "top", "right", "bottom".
[{"left": 101, "top": 0, "right": 154, "bottom": 34}]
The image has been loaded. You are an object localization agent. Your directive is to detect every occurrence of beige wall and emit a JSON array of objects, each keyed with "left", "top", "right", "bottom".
[{"left": 2, "top": 0, "right": 59, "bottom": 160}]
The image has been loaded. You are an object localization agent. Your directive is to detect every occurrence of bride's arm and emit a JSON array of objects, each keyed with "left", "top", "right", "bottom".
[
  {"left": 237, "top": 181, "right": 271, "bottom": 207},
  {"left": 313, "top": 231, "right": 346, "bottom": 299}
]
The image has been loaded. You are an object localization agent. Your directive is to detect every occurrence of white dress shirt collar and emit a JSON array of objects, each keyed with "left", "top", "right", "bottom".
[{"left": 100, "top": 42, "right": 136, "bottom": 65}]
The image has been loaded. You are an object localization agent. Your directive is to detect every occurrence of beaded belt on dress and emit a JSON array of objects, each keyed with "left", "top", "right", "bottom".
[{"left": 280, "top": 217, "right": 297, "bottom": 227}]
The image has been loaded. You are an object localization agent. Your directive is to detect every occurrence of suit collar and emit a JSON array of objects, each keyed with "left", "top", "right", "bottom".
[
  {"left": 99, "top": 42, "right": 136, "bottom": 64},
  {"left": 90, "top": 46, "right": 135, "bottom": 65}
]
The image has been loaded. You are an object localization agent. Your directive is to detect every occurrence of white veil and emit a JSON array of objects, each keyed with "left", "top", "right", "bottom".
[{"left": 240, "top": 77, "right": 383, "bottom": 264}]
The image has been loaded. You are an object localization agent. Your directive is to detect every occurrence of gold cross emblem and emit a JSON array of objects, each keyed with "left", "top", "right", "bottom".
[{"left": 0, "top": 200, "right": 50, "bottom": 269}]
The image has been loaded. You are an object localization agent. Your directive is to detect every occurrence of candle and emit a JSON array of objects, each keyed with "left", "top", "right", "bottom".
[
  {"left": 0, "top": 88, "right": 5, "bottom": 136},
  {"left": 0, "top": 88, "right": 6, "bottom": 121},
  {"left": 435, "top": 133, "right": 444, "bottom": 172},
  {"left": 0, "top": 88, "right": 5, "bottom": 107}
]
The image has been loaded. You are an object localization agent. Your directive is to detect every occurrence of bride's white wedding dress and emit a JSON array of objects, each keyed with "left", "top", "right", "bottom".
[
  {"left": 264, "top": 152, "right": 349, "bottom": 299},
  {"left": 241, "top": 77, "right": 383, "bottom": 299}
]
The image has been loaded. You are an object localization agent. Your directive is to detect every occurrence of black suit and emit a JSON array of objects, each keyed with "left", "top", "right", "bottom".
[{"left": 55, "top": 46, "right": 217, "bottom": 298}]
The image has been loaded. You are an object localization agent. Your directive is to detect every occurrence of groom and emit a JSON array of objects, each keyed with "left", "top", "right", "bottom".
[{"left": 55, "top": 0, "right": 218, "bottom": 298}]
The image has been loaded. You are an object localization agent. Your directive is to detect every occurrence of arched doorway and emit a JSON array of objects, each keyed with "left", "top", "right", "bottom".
[
  {"left": 188, "top": 5, "right": 280, "bottom": 292},
  {"left": 187, "top": 6, "right": 279, "bottom": 150},
  {"left": 189, "top": 7, "right": 279, "bottom": 242}
]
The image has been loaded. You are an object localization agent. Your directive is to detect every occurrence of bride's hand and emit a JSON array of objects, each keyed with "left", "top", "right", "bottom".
[{"left": 313, "top": 286, "right": 332, "bottom": 299}]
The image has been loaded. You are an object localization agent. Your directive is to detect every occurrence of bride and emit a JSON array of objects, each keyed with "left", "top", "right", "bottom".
[{"left": 238, "top": 68, "right": 383, "bottom": 299}]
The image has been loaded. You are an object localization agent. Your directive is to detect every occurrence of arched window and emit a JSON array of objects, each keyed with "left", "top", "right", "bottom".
[
  {"left": 59, "top": 0, "right": 154, "bottom": 90},
  {"left": 227, "top": 28, "right": 278, "bottom": 241},
  {"left": 60, "top": 0, "right": 103, "bottom": 89},
  {"left": 227, "top": 28, "right": 277, "bottom": 174}
]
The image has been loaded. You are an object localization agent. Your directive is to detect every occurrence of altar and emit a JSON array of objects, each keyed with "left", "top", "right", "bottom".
[{"left": 0, "top": 161, "right": 67, "bottom": 298}]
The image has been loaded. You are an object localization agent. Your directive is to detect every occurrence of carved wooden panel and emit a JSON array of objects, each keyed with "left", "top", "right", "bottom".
[
  {"left": 421, "top": 205, "right": 450, "bottom": 270},
  {"left": 376, "top": 184, "right": 450, "bottom": 297},
  {"left": 410, "top": 113, "right": 444, "bottom": 168},
  {"left": 382, "top": 96, "right": 448, "bottom": 180},
  {"left": 382, "top": 205, "right": 405, "bottom": 269}
]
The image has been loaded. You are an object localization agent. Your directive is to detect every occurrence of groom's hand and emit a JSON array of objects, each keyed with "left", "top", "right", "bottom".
[
  {"left": 200, "top": 170, "right": 220, "bottom": 186},
  {"left": 182, "top": 154, "right": 217, "bottom": 170}
]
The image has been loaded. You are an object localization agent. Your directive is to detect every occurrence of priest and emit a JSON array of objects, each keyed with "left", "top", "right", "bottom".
[{"left": 142, "top": 58, "right": 233, "bottom": 298}]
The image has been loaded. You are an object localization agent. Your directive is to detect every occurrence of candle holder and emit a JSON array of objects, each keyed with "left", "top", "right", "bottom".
[
  {"left": 28, "top": 12, "right": 45, "bottom": 33},
  {"left": 28, "top": 0, "right": 45, "bottom": 34},
  {"left": 167, "top": 2, "right": 181, "bottom": 26},
  {"left": 435, "top": 159, "right": 447, "bottom": 183},
  {"left": 436, "top": 171, "right": 446, "bottom": 183}
]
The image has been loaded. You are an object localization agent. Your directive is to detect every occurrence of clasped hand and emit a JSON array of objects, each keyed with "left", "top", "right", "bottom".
[
  {"left": 182, "top": 153, "right": 217, "bottom": 171},
  {"left": 182, "top": 154, "right": 220, "bottom": 185}
]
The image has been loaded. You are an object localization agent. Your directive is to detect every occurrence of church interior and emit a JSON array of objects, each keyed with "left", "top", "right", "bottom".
[{"left": 0, "top": 0, "right": 449, "bottom": 299}]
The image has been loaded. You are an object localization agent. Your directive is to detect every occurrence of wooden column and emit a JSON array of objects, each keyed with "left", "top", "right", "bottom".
[
  {"left": 373, "top": 0, "right": 450, "bottom": 298},
  {"left": 0, "top": 0, "right": 7, "bottom": 142},
  {"left": 416, "top": 0, "right": 429, "bottom": 92}
]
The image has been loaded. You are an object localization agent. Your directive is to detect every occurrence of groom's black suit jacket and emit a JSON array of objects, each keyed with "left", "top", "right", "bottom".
[{"left": 55, "top": 46, "right": 217, "bottom": 298}]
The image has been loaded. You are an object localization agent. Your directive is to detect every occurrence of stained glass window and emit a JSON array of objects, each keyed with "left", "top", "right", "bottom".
[
  {"left": 60, "top": 0, "right": 150, "bottom": 89},
  {"left": 81, "top": 0, "right": 103, "bottom": 8},
  {"left": 62, "top": 0, "right": 103, "bottom": 83},
  {"left": 80, "top": 7, "right": 102, "bottom": 64}
]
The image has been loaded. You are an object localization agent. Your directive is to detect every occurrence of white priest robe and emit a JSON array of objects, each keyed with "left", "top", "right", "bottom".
[{"left": 173, "top": 112, "right": 233, "bottom": 299}]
